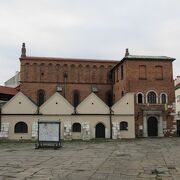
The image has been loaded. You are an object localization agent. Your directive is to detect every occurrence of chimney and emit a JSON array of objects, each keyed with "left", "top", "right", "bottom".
[
  {"left": 21, "top": 43, "right": 26, "bottom": 57},
  {"left": 125, "top": 48, "right": 129, "bottom": 57}
]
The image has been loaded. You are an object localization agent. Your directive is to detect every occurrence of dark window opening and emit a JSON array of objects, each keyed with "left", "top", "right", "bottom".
[
  {"left": 14, "top": 122, "right": 28, "bottom": 133},
  {"left": 73, "top": 90, "right": 80, "bottom": 107},
  {"left": 147, "top": 91, "right": 157, "bottom": 104},
  {"left": 120, "top": 121, "right": 128, "bottom": 130},
  {"left": 137, "top": 93, "right": 143, "bottom": 104},
  {"left": 72, "top": 123, "right": 81, "bottom": 132},
  {"left": 116, "top": 68, "right": 119, "bottom": 82},
  {"left": 37, "top": 89, "right": 45, "bottom": 106},
  {"left": 161, "top": 94, "right": 167, "bottom": 104},
  {"left": 106, "top": 90, "right": 113, "bottom": 106},
  {"left": 121, "top": 65, "right": 124, "bottom": 80},
  {"left": 121, "top": 91, "right": 124, "bottom": 97}
]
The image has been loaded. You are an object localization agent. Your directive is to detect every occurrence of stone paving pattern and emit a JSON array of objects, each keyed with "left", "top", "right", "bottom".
[{"left": 0, "top": 138, "right": 180, "bottom": 179}]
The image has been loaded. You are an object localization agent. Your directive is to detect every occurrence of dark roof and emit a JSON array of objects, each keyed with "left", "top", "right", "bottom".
[
  {"left": 112, "top": 54, "right": 175, "bottom": 71},
  {"left": 20, "top": 56, "right": 118, "bottom": 64},
  {"left": 125, "top": 55, "right": 175, "bottom": 60},
  {"left": 0, "top": 86, "right": 18, "bottom": 95}
]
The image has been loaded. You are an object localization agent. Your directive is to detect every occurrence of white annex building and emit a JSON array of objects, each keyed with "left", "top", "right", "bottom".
[{"left": 0, "top": 92, "right": 135, "bottom": 140}]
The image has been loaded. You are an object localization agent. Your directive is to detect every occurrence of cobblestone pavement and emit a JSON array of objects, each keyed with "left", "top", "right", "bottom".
[{"left": 0, "top": 138, "right": 180, "bottom": 180}]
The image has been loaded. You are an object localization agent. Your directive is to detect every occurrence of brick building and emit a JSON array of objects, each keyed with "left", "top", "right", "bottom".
[
  {"left": 112, "top": 49, "right": 175, "bottom": 137},
  {"left": 3, "top": 43, "right": 175, "bottom": 139}
]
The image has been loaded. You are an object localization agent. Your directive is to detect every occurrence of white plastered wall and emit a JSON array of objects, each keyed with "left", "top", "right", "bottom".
[
  {"left": 1, "top": 92, "right": 135, "bottom": 140},
  {"left": 112, "top": 93, "right": 135, "bottom": 139},
  {"left": 2, "top": 92, "right": 37, "bottom": 114},
  {"left": 76, "top": 93, "right": 109, "bottom": 114},
  {"left": 39, "top": 92, "right": 74, "bottom": 114}
]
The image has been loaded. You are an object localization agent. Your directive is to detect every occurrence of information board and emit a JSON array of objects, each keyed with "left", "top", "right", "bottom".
[{"left": 38, "top": 122, "right": 60, "bottom": 142}]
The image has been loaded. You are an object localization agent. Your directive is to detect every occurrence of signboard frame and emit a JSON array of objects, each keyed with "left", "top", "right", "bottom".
[{"left": 36, "top": 121, "right": 61, "bottom": 149}]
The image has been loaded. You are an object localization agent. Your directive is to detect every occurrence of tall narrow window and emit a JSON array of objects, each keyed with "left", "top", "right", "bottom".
[
  {"left": 116, "top": 68, "right": 119, "bottom": 82},
  {"left": 139, "top": 65, "right": 146, "bottom": 80},
  {"left": 155, "top": 66, "right": 163, "bottom": 80},
  {"left": 73, "top": 90, "right": 80, "bottom": 107},
  {"left": 121, "top": 91, "right": 124, "bottom": 97},
  {"left": 37, "top": 89, "right": 45, "bottom": 106},
  {"left": 14, "top": 122, "right": 28, "bottom": 133},
  {"left": 147, "top": 91, "right": 157, "bottom": 104},
  {"left": 161, "top": 93, "right": 167, "bottom": 104},
  {"left": 106, "top": 90, "right": 113, "bottom": 106},
  {"left": 137, "top": 93, "right": 144, "bottom": 104},
  {"left": 121, "top": 65, "right": 124, "bottom": 80}
]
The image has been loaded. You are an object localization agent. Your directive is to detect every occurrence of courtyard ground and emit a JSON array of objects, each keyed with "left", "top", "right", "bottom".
[{"left": 0, "top": 138, "right": 180, "bottom": 180}]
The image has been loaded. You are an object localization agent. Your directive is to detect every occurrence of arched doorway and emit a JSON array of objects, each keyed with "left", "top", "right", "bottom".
[
  {"left": 147, "top": 117, "right": 158, "bottom": 136},
  {"left": 95, "top": 123, "right": 105, "bottom": 138}
]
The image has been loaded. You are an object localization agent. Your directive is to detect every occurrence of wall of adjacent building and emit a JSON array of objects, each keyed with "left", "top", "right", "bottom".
[{"left": 0, "top": 91, "right": 135, "bottom": 140}]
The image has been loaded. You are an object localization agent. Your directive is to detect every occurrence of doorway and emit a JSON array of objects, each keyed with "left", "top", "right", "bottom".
[
  {"left": 95, "top": 123, "right": 105, "bottom": 138},
  {"left": 177, "top": 120, "right": 180, "bottom": 136},
  {"left": 147, "top": 116, "right": 158, "bottom": 136}
]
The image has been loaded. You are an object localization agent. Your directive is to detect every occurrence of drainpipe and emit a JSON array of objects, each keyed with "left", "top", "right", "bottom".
[
  {"left": 109, "top": 70, "right": 114, "bottom": 139},
  {"left": 64, "top": 72, "right": 67, "bottom": 98},
  {"left": 109, "top": 107, "right": 112, "bottom": 139}
]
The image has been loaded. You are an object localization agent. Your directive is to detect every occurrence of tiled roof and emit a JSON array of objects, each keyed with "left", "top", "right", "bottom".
[
  {"left": 111, "top": 54, "right": 175, "bottom": 71},
  {"left": 0, "top": 86, "right": 18, "bottom": 95},
  {"left": 125, "top": 55, "right": 175, "bottom": 60},
  {"left": 20, "top": 56, "right": 118, "bottom": 64}
]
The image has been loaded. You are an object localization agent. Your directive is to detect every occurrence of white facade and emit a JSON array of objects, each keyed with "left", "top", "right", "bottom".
[
  {"left": 0, "top": 92, "right": 135, "bottom": 140},
  {"left": 175, "top": 87, "right": 180, "bottom": 135},
  {"left": 4, "top": 71, "right": 20, "bottom": 88}
]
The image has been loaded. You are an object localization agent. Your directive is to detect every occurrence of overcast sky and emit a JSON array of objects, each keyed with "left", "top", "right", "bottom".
[{"left": 0, "top": 0, "right": 180, "bottom": 85}]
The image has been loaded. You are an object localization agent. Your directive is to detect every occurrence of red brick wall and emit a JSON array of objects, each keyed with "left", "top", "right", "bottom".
[
  {"left": 20, "top": 57, "right": 117, "bottom": 105},
  {"left": 113, "top": 58, "right": 175, "bottom": 136}
]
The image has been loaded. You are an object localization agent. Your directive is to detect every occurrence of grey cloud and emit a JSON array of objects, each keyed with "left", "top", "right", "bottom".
[{"left": 0, "top": 0, "right": 180, "bottom": 85}]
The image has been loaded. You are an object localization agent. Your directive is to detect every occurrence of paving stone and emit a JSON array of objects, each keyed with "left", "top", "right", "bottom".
[{"left": 0, "top": 138, "right": 180, "bottom": 179}]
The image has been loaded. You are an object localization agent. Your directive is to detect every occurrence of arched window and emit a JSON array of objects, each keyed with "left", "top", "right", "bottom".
[
  {"left": 137, "top": 93, "right": 144, "bottom": 104},
  {"left": 147, "top": 91, "right": 157, "bottom": 104},
  {"left": 72, "top": 123, "right": 81, "bottom": 132},
  {"left": 120, "top": 121, "right": 128, "bottom": 130},
  {"left": 37, "top": 89, "right": 45, "bottom": 106},
  {"left": 14, "top": 122, "right": 28, "bottom": 133},
  {"left": 121, "top": 91, "right": 124, "bottom": 97},
  {"left": 73, "top": 90, "right": 80, "bottom": 107},
  {"left": 161, "top": 93, "right": 167, "bottom": 104},
  {"left": 106, "top": 90, "right": 113, "bottom": 106}
]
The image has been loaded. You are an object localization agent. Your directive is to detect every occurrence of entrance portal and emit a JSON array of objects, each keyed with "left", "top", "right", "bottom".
[
  {"left": 95, "top": 123, "right": 105, "bottom": 138},
  {"left": 177, "top": 120, "right": 180, "bottom": 136},
  {"left": 147, "top": 117, "right": 158, "bottom": 136}
]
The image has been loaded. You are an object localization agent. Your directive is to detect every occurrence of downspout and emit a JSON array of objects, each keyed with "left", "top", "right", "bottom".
[
  {"left": 64, "top": 72, "right": 67, "bottom": 98},
  {"left": 109, "top": 107, "right": 112, "bottom": 139},
  {"left": 109, "top": 69, "right": 114, "bottom": 139}
]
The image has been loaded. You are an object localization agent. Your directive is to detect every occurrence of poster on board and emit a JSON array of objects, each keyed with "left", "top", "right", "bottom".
[
  {"left": 39, "top": 122, "right": 60, "bottom": 142},
  {"left": 36, "top": 121, "right": 61, "bottom": 149}
]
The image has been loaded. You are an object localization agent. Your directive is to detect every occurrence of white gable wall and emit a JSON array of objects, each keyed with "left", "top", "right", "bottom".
[
  {"left": 39, "top": 92, "right": 74, "bottom": 114},
  {"left": 77, "top": 93, "right": 109, "bottom": 114},
  {"left": 2, "top": 92, "right": 37, "bottom": 114},
  {"left": 112, "top": 93, "right": 135, "bottom": 114}
]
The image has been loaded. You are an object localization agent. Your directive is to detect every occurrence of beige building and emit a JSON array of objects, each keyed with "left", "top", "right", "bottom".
[
  {"left": 0, "top": 92, "right": 135, "bottom": 140},
  {"left": 175, "top": 84, "right": 180, "bottom": 136}
]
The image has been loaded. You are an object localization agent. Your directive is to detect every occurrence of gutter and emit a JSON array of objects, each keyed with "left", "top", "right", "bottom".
[{"left": 109, "top": 107, "right": 112, "bottom": 139}]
